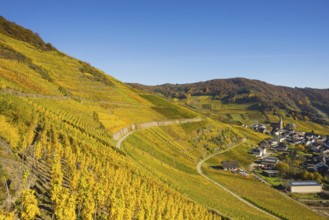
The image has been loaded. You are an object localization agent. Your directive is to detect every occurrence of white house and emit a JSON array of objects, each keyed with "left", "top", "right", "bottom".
[
  {"left": 289, "top": 181, "right": 322, "bottom": 193},
  {"left": 252, "top": 147, "right": 266, "bottom": 158}
]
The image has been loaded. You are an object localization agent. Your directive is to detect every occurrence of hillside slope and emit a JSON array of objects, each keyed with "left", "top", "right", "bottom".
[
  {"left": 0, "top": 16, "right": 326, "bottom": 220},
  {"left": 129, "top": 78, "right": 329, "bottom": 125},
  {"left": 122, "top": 122, "right": 325, "bottom": 220},
  {"left": 0, "top": 16, "right": 197, "bottom": 133},
  {"left": 0, "top": 16, "right": 221, "bottom": 220}
]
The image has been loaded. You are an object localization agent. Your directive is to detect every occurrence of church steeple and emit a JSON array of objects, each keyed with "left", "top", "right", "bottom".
[{"left": 279, "top": 115, "right": 283, "bottom": 130}]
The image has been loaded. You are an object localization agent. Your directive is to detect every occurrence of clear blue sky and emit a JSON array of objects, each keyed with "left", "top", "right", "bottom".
[{"left": 1, "top": 0, "right": 329, "bottom": 88}]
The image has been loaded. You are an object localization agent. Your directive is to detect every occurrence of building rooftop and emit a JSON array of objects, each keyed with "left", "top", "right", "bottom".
[
  {"left": 290, "top": 181, "right": 321, "bottom": 186},
  {"left": 221, "top": 160, "right": 239, "bottom": 169},
  {"left": 262, "top": 157, "right": 279, "bottom": 163},
  {"left": 263, "top": 170, "right": 280, "bottom": 174}
]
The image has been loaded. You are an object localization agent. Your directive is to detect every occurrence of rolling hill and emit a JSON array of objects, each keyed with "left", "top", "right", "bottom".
[
  {"left": 0, "top": 16, "right": 221, "bottom": 220},
  {"left": 129, "top": 78, "right": 329, "bottom": 125}
]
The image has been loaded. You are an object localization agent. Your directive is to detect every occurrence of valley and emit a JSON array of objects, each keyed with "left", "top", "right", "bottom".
[
  {"left": 0, "top": 15, "right": 329, "bottom": 220},
  {"left": 121, "top": 120, "right": 328, "bottom": 219}
]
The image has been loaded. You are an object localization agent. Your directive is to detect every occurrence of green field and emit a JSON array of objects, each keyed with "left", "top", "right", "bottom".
[
  {"left": 141, "top": 94, "right": 197, "bottom": 119},
  {"left": 173, "top": 96, "right": 329, "bottom": 136},
  {"left": 174, "top": 96, "right": 266, "bottom": 125}
]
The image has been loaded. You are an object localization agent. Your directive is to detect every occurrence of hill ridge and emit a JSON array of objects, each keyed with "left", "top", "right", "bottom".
[
  {"left": 129, "top": 78, "right": 329, "bottom": 125},
  {"left": 0, "top": 16, "right": 55, "bottom": 51}
]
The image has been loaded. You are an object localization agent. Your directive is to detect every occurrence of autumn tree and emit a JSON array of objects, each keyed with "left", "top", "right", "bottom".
[
  {"left": 313, "top": 172, "right": 323, "bottom": 183},
  {"left": 296, "top": 144, "right": 305, "bottom": 151},
  {"left": 301, "top": 170, "right": 311, "bottom": 180},
  {"left": 276, "top": 162, "right": 289, "bottom": 177}
]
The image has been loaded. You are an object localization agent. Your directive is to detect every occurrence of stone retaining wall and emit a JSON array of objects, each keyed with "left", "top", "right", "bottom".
[{"left": 113, "top": 118, "right": 202, "bottom": 141}]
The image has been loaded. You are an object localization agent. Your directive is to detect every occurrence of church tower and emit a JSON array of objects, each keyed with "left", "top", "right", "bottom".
[{"left": 279, "top": 115, "right": 283, "bottom": 130}]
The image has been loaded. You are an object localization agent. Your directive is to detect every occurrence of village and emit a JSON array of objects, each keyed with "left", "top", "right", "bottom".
[{"left": 222, "top": 116, "right": 329, "bottom": 194}]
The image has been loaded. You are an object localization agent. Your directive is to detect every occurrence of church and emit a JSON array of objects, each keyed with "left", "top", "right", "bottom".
[{"left": 271, "top": 115, "right": 283, "bottom": 131}]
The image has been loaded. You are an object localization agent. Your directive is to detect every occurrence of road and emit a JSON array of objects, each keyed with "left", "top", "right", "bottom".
[
  {"left": 116, "top": 130, "right": 136, "bottom": 149},
  {"left": 196, "top": 142, "right": 281, "bottom": 220}
]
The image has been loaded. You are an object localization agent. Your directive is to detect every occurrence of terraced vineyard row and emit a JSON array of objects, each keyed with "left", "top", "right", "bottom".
[
  {"left": 146, "top": 128, "right": 196, "bottom": 162},
  {"left": 0, "top": 91, "right": 222, "bottom": 219},
  {"left": 130, "top": 129, "right": 196, "bottom": 172},
  {"left": 28, "top": 98, "right": 113, "bottom": 146},
  {"left": 122, "top": 124, "right": 276, "bottom": 220}
]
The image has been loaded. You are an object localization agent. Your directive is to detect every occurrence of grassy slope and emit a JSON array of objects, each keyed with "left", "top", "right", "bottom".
[
  {"left": 123, "top": 122, "right": 273, "bottom": 220},
  {"left": 0, "top": 32, "right": 196, "bottom": 133},
  {"left": 175, "top": 96, "right": 266, "bottom": 124},
  {"left": 174, "top": 96, "right": 329, "bottom": 135},
  {"left": 129, "top": 78, "right": 329, "bottom": 126},
  {"left": 1, "top": 28, "right": 219, "bottom": 219},
  {"left": 270, "top": 111, "right": 329, "bottom": 135},
  {"left": 0, "top": 93, "right": 219, "bottom": 219},
  {"left": 123, "top": 123, "right": 325, "bottom": 220}
]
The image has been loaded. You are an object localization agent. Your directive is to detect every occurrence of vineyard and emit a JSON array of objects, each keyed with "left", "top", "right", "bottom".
[
  {"left": 123, "top": 122, "right": 327, "bottom": 220},
  {"left": 0, "top": 93, "right": 223, "bottom": 220},
  {"left": 123, "top": 124, "right": 277, "bottom": 219},
  {"left": 0, "top": 25, "right": 224, "bottom": 219},
  {"left": 0, "top": 32, "right": 195, "bottom": 134},
  {"left": 203, "top": 164, "right": 325, "bottom": 220},
  {"left": 172, "top": 96, "right": 267, "bottom": 125},
  {"left": 0, "top": 16, "right": 327, "bottom": 220}
]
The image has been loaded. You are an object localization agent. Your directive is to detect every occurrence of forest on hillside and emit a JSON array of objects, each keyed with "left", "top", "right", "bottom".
[{"left": 129, "top": 78, "right": 329, "bottom": 125}]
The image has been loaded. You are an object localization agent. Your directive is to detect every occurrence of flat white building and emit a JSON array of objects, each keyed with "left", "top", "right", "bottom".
[{"left": 289, "top": 181, "right": 322, "bottom": 193}]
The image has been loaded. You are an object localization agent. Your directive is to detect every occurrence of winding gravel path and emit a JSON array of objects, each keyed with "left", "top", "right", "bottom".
[
  {"left": 116, "top": 130, "right": 136, "bottom": 149},
  {"left": 116, "top": 120, "right": 279, "bottom": 219},
  {"left": 197, "top": 143, "right": 281, "bottom": 220}
]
